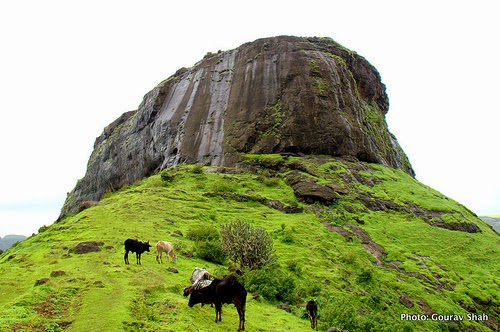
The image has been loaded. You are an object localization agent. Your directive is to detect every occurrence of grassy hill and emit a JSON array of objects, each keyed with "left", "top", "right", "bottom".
[{"left": 1, "top": 155, "right": 499, "bottom": 331}]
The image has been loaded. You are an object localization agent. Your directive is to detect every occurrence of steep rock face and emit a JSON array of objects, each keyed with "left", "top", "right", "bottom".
[{"left": 60, "top": 36, "right": 414, "bottom": 217}]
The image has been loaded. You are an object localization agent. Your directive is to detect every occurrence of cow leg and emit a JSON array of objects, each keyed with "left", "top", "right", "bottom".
[
  {"left": 124, "top": 251, "right": 129, "bottom": 264},
  {"left": 137, "top": 253, "right": 141, "bottom": 264},
  {"left": 240, "top": 309, "right": 245, "bottom": 331},
  {"left": 308, "top": 312, "right": 317, "bottom": 330},
  {"left": 237, "top": 307, "right": 245, "bottom": 331},
  {"left": 215, "top": 303, "right": 222, "bottom": 322},
  {"left": 234, "top": 299, "right": 245, "bottom": 331}
]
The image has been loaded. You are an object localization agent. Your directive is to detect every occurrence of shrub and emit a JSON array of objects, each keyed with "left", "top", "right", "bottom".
[
  {"left": 281, "top": 229, "right": 295, "bottom": 243},
  {"left": 357, "top": 266, "right": 374, "bottom": 283},
  {"left": 194, "top": 241, "right": 226, "bottom": 264},
  {"left": 187, "top": 225, "right": 225, "bottom": 264},
  {"left": 245, "top": 265, "right": 297, "bottom": 303},
  {"left": 45, "top": 322, "right": 63, "bottom": 332},
  {"left": 220, "top": 220, "right": 275, "bottom": 270},
  {"left": 319, "top": 294, "right": 412, "bottom": 332},
  {"left": 191, "top": 163, "right": 204, "bottom": 174},
  {"left": 285, "top": 260, "right": 302, "bottom": 275},
  {"left": 160, "top": 171, "right": 174, "bottom": 182}
]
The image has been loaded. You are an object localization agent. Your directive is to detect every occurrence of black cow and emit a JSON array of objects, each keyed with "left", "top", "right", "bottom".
[
  {"left": 306, "top": 300, "right": 318, "bottom": 330},
  {"left": 124, "top": 238, "right": 151, "bottom": 264},
  {"left": 185, "top": 275, "right": 247, "bottom": 331}
]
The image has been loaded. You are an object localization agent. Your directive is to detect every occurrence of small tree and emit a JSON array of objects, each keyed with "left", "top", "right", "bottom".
[{"left": 220, "top": 220, "right": 275, "bottom": 270}]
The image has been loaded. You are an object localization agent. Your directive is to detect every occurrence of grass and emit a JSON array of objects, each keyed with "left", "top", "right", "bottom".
[{"left": 0, "top": 156, "right": 499, "bottom": 331}]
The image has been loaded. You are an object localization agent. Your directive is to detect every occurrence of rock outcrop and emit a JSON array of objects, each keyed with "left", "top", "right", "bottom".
[{"left": 60, "top": 36, "right": 414, "bottom": 217}]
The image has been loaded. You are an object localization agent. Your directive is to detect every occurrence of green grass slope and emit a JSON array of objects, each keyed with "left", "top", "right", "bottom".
[{"left": 1, "top": 155, "right": 499, "bottom": 332}]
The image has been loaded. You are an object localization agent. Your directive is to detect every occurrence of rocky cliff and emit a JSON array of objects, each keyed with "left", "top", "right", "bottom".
[{"left": 60, "top": 36, "right": 414, "bottom": 217}]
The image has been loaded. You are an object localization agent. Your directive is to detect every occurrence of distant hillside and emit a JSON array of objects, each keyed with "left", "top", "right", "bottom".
[
  {"left": 481, "top": 215, "right": 500, "bottom": 233},
  {"left": 1, "top": 156, "right": 498, "bottom": 331},
  {"left": 0, "top": 235, "right": 27, "bottom": 251}
]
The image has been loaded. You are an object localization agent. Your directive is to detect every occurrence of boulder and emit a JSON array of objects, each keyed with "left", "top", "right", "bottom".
[
  {"left": 60, "top": 36, "right": 414, "bottom": 217},
  {"left": 292, "top": 181, "right": 335, "bottom": 204},
  {"left": 73, "top": 241, "right": 104, "bottom": 254}
]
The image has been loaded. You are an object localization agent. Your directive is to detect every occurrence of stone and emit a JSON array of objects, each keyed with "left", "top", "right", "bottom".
[
  {"left": 277, "top": 302, "right": 291, "bottom": 312},
  {"left": 35, "top": 278, "right": 50, "bottom": 286},
  {"left": 60, "top": 36, "right": 414, "bottom": 217},
  {"left": 167, "top": 267, "right": 179, "bottom": 273},
  {"left": 292, "top": 181, "right": 336, "bottom": 204},
  {"left": 73, "top": 241, "right": 104, "bottom": 254},
  {"left": 50, "top": 270, "right": 66, "bottom": 277},
  {"left": 399, "top": 294, "right": 414, "bottom": 308}
]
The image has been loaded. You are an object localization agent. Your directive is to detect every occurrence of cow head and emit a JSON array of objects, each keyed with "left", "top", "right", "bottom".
[{"left": 187, "top": 289, "right": 203, "bottom": 307}]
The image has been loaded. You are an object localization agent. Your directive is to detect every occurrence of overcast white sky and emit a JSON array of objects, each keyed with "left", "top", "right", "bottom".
[{"left": 1, "top": 1, "right": 498, "bottom": 237}]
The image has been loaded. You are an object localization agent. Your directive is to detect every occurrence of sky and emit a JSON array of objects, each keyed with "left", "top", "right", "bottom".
[{"left": 0, "top": 1, "right": 498, "bottom": 237}]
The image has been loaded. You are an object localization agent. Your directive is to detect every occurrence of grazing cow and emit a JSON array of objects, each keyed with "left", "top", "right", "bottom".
[
  {"left": 186, "top": 275, "right": 247, "bottom": 331},
  {"left": 155, "top": 241, "right": 177, "bottom": 264},
  {"left": 190, "top": 267, "right": 212, "bottom": 284},
  {"left": 124, "top": 238, "right": 151, "bottom": 265},
  {"left": 183, "top": 267, "right": 212, "bottom": 298},
  {"left": 306, "top": 300, "right": 318, "bottom": 330}
]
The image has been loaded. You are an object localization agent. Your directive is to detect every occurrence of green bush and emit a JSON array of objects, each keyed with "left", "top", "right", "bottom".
[
  {"left": 285, "top": 260, "right": 302, "bottom": 275},
  {"left": 220, "top": 220, "right": 275, "bottom": 270},
  {"left": 45, "top": 322, "right": 63, "bottom": 332},
  {"left": 191, "top": 163, "right": 204, "bottom": 174},
  {"left": 318, "top": 294, "right": 413, "bottom": 332},
  {"left": 194, "top": 241, "right": 226, "bottom": 264},
  {"left": 281, "top": 229, "right": 295, "bottom": 243},
  {"left": 160, "top": 171, "right": 174, "bottom": 182},
  {"left": 357, "top": 266, "right": 374, "bottom": 283},
  {"left": 245, "top": 265, "right": 297, "bottom": 304}
]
